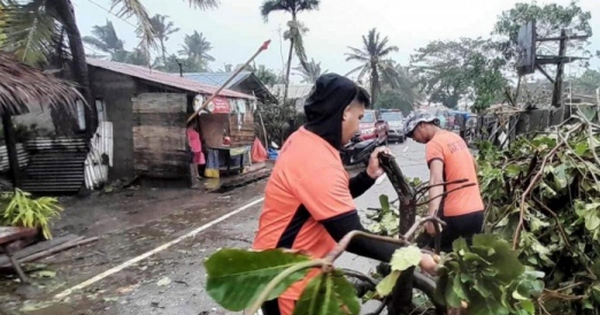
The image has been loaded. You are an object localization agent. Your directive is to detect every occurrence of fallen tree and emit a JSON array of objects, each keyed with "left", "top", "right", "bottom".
[{"left": 477, "top": 114, "right": 600, "bottom": 314}]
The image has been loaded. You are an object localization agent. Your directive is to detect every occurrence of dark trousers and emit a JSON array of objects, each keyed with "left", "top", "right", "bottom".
[
  {"left": 416, "top": 211, "right": 484, "bottom": 252},
  {"left": 261, "top": 298, "right": 296, "bottom": 315}
]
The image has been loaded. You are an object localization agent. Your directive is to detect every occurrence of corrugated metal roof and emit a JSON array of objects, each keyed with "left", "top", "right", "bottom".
[
  {"left": 269, "top": 84, "right": 314, "bottom": 99},
  {"left": 86, "top": 58, "right": 254, "bottom": 99},
  {"left": 183, "top": 71, "right": 252, "bottom": 88}
]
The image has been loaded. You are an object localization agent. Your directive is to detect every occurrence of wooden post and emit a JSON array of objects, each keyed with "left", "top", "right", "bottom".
[
  {"left": 552, "top": 29, "right": 566, "bottom": 117},
  {"left": 2, "top": 114, "right": 21, "bottom": 188}
]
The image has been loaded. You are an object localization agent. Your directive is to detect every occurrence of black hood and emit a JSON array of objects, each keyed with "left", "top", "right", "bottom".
[{"left": 303, "top": 73, "right": 360, "bottom": 149}]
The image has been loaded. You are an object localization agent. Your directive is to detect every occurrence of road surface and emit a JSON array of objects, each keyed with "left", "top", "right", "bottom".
[{"left": 0, "top": 139, "right": 430, "bottom": 315}]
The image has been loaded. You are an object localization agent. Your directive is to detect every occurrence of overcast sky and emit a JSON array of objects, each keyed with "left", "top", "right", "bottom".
[{"left": 74, "top": 0, "right": 600, "bottom": 83}]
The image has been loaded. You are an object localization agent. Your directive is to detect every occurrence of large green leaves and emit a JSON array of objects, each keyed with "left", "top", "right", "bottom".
[
  {"left": 435, "top": 234, "right": 544, "bottom": 315},
  {"left": 204, "top": 248, "right": 311, "bottom": 311},
  {"left": 293, "top": 270, "right": 360, "bottom": 315}
]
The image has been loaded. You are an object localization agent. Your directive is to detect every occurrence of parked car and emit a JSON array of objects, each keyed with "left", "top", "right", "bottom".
[
  {"left": 359, "top": 109, "right": 388, "bottom": 144},
  {"left": 379, "top": 109, "right": 405, "bottom": 143}
]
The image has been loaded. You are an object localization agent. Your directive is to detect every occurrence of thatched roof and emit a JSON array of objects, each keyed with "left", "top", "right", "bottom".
[{"left": 0, "top": 53, "right": 83, "bottom": 116}]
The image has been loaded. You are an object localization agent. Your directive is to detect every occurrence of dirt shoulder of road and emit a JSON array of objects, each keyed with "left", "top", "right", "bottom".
[{"left": 0, "top": 179, "right": 267, "bottom": 315}]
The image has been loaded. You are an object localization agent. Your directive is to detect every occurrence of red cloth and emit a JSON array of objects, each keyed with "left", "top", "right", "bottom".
[
  {"left": 251, "top": 137, "right": 268, "bottom": 163},
  {"left": 186, "top": 128, "right": 206, "bottom": 165}
]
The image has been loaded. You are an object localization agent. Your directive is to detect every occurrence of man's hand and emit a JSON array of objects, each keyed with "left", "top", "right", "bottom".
[
  {"left": 366, "top": 146, "right": 392, "bottom": 179},
  {"left": 424, "top": 221, "right": 437, "bottom": 236},
  {"left": 419, "top": 253, "right": 438, "bottom": 276}
]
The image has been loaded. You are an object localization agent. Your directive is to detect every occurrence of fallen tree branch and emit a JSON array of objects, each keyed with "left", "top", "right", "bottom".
[
  {"left": 513, "top": 141, "right": 563, "bottom": 250},
  {"left": 1, "top": 237, "right": 98, "bottom": 268}
]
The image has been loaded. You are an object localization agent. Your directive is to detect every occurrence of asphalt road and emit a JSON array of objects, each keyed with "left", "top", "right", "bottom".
[{"left": 1, "top": 139, "right": 430, "bottom": 315}]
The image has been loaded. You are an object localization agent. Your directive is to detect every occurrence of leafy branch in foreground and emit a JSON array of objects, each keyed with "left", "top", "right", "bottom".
[
  {"left": 204, "top": 230, "right": 415, "bottom": 315},
  {"left": 435, "top": 235, "right": 544, "bottom": 315},
  {"left": 204, "top": 231, "right": 541, "bottom": 314}
]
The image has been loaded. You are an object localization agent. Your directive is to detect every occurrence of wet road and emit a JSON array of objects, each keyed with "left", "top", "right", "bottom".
[{"left": 0, "top": 139, "right": 430, "bottom": 315}]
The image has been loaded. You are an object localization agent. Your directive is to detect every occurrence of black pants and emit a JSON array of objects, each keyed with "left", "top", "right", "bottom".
[
  {"left": 261, "top": 299, "right": 296, "bottom": 315},
  {"left": 416, "top": 211, "right": 484, "bottom": 253}
]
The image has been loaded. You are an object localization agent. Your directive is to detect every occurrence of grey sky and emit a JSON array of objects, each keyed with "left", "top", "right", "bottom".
[{"left": 75, "top": 0, "right": 599, "bottom": 82}]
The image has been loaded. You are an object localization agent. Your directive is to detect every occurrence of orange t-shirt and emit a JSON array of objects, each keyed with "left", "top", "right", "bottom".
[
  {"left": 425, "top": 131, "right": 484, "bottom": 217},
  {"left": 252, "top": 127, "right": 356, "bottom": 300}
]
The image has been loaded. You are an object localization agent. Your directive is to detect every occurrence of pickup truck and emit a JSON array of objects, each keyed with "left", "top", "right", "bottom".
[{"left": 359, "top": 109, "right": 388, "bottom": 145}]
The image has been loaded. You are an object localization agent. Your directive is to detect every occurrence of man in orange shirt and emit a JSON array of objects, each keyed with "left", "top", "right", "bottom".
[
  {"left": 403, "top": 112, "right": 485, "bottom": 252},
  {"left": 253, "top": 74, "right": 437, "bottom": 315}
]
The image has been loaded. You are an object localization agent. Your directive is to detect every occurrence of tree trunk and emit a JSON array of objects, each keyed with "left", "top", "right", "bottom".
[
  {"left": 53, "top": 0, "right": 97, "bottom": 135},
  {"left": 370, "top": 63, "right": 379, "bottom": 105},
  {"left": 283, "top": 36, "right": 295, "bottom": 103},
  {"left": 161, "top": 38, "right": 167, "bottom": 63}
]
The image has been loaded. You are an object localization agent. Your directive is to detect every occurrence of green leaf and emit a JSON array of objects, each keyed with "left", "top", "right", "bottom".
[
  {"left": 375, "top": 270, "right": 400, "bottom": 297},
  {"left": 444, "top": 275, "right": 463, "bottom": 308},
  {"left": 574, "top": 140, "right": 589, "bottom": 155},
  {"left": 389, "top": 246, "right": 422, "bottom": 271},
  {"left": 381, "top": 212, "right": 398, "bottom": 235},
  {"left": 520, "top": 300, "right": 535, "bottom": 314},
  {"left": 505, "top": 164, "right": 522, "bottom": 177},
  {"left": 204, "top": 248, "right": 311, "bottom": 311},
  {"left": 472, "top": 234, "right": 524, "bottom": 283},
  {"left": 379, "top": 194, "right": 390, "bottom": 213},
  {"left": 293, "top": 271, "right": 360, "bottom": 315}
]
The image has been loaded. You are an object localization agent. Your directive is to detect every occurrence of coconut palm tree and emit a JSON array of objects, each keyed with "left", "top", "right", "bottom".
[
  {"left": 178, "top": 31, "right": 215, "bottom": 67},
  {"left": 0, "top": 0, "right": 218, "bottom": 132},
  {"left": 345, "top": 28, "right": 400, "bottom": 104},
  {"left": 82, "top": 20, "right": 124, "bottom": 59},
  {"left": 150, "top": 14, "right": 180, "bottom": 63},
  {"left": 293, "top": 58, "right": 326, "bottom": 83},
  {"left": 260, "top": 0, "right": 319, "bottom": 101}
]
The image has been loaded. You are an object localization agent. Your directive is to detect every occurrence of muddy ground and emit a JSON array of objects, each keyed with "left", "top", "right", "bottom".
[{"left": 0, "top": 140, "right": 430, "bottom": 315}]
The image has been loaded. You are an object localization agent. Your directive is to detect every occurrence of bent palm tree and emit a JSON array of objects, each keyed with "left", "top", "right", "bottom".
[
  {"left": 82, "top": 20, "right": 125, "bottom": 59},
  {"left": 1, "top": 0, "right": 217, "bottom": 132},
  {"left": 260, "top": 0, "right": 319, "bottom": 102},
  {"left": 150, "top": 14, "right": 180, "bottom": 63},
  {"left": 345, "top": 28, "right": 399, "bottom": 104}
]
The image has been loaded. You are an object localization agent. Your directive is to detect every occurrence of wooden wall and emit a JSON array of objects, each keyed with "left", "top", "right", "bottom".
[
  {"left": 132, "top": 93, "right": 188, "bottom": 179},
  {"left": 229, "top": 112, "right": 255, "bottom": 147},
  {"left": 198, "top": 114, "right": 228, "bottom": 148}
]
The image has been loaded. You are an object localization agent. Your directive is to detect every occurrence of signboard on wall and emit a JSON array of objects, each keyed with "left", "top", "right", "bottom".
[{"left": 206, "top": 96, "right": 231, "bottom": 114}]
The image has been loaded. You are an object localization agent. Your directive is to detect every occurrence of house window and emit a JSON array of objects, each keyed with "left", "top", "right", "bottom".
[{"left": 76, "top": 100, "right": 86, "bottom": 131}]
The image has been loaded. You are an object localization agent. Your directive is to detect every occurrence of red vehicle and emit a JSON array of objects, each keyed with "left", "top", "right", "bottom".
[{"left": 359, "top": 109, "right": 389, "bottom": 144}]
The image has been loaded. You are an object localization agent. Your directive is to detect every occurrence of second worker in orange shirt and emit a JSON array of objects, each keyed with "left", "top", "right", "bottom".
[{"left": 404, "top": 112, "right": 485, "bottom": 253}]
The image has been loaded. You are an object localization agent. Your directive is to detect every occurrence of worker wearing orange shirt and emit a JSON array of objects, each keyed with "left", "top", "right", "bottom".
[
  {"left": 252, "top": 74, "right": 438, "bottom": 315},
  {"left": 403, "top": 112, "right": 485, "bottom": 252}
]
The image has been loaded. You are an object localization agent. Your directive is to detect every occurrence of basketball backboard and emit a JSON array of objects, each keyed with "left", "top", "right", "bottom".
[{"left": 516, "top": 20, "right": 537, "bottom": 76}]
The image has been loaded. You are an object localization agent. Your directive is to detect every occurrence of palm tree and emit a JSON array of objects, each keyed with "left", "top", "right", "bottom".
[
  {"left": 294, "top": 58, "right": 326, "bottom": 83},
  {"left": 82, "top": 20, "right": 124, "bottom": 59},
  {"left": 0, "top": 0, "right": 218, "bottom": 132},
  {"left": 178, "top": 31, "right": 215, "bottom": 67},
  {"left": 260, "top": 0, "right": 319, "bottom": 102},
  {"left": 345, "top": 28, "right": 400, "bottom": 104},
  {"left": 150, "top": 14, "right": 180, "bottom": 63}
]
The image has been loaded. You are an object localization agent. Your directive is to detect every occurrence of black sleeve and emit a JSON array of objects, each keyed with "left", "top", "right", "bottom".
[
  {"left": 348, "top": 170, "right": 376, "bottom": 198},
  {"left": 321, "top": 210, "right": 399, "bottom": 263}
]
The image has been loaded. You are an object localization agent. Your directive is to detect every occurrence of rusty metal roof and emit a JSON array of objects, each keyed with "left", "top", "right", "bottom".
[{"left": 86, "top": 58, "right": 254, "bottom": 100}]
